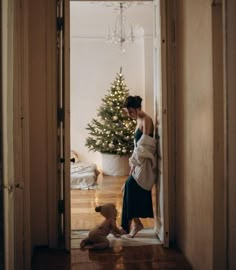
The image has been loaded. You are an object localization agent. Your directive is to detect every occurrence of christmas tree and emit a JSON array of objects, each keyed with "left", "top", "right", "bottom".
[{"left": 85, "top": 68, "right": 136, "bottom": 156}]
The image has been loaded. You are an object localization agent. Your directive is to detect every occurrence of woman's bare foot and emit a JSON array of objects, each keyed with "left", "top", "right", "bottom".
[{"left": 127, "top": 223, "right": 144, "bottom": 238}]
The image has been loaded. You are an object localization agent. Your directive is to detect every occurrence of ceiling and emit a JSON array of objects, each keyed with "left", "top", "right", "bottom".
[{"left": 70, "top": 1, "right": 153, "bottom": 38}]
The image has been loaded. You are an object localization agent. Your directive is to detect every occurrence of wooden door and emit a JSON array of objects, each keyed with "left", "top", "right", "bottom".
[
  {"left": 13, "top": 0, "right": 31, "bottom": 268},
  {"left": 2, "top": 0, "right": 15, "bottom": 269},
  {"left": 2, "top": 0, "right": 31, "bottom": 269}
]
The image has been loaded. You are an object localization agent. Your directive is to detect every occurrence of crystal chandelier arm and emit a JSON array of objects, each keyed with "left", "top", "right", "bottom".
[{"left": 106, "top": 1, "right": 136, "bottom": 52}]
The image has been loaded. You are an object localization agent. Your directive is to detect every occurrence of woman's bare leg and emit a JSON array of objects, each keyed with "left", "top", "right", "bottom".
[
  {"left": 127, "top": 218, "right": 144, "bottom": 238},
  {"left": 121, "top": 218, "right": 132, "bottom": 234}
]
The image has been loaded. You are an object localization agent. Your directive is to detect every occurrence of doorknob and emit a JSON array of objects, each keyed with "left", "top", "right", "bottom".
[
  {"left": 70, "top": 158, "right": 75, "bottom": 163},
  {"left": 1, "top": 184, "right": 14, "bottom": 193}
]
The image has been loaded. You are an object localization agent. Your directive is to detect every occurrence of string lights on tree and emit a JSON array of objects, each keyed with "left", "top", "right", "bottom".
[{"left": 85, "top": 68, "right": 136, "bottom": 156}]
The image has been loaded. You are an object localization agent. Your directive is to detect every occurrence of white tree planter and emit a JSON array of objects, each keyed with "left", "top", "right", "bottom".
[{"left": 101, "top": 153, "right": 130, "bottom": 176}]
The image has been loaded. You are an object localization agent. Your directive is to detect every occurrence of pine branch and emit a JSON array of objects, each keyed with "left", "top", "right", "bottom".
[{"left": 85, "top": 69, "right": 136, "bottom": 156}]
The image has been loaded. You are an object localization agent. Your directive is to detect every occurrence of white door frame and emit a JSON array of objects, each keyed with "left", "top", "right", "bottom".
[
  {"left": 153, "top": 0, "right": 170, "bottom": 246},
  {"left": 54, "top": 0, "right": 71, "bottom": 250}
]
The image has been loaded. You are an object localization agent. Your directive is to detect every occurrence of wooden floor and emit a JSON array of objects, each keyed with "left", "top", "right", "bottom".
[
  {"left": 32, "top": 174, "right": 192, "bottom": 269},
  {"left": 32, "top": 245, "right": 192, "bottom": 269},
  {"left": 71, "top": 174, "right": 155, "bottom": 230}
]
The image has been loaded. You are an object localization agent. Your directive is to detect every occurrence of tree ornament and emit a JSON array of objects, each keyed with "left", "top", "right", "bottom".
[
  {"left": 85, "top": 68, "right": 136, "bottom": 156},
  {"left": 109, "top": 143, "right": 114, "bottom": 148}
]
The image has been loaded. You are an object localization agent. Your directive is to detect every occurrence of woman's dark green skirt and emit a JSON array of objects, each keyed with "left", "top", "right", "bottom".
[{"left": 121, "top": 175, "right": 154, "bottom": 233}]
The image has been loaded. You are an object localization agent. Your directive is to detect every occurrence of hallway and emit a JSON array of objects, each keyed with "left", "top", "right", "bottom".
[
  {"left": 2, "top": 0, "right": 236, "bottom": 269},
  {"left": 32, "top": 245, "right": 192, "bottom": 269},
  {"left": 32, "top": 175, "right": 193, "bottom": 269}
]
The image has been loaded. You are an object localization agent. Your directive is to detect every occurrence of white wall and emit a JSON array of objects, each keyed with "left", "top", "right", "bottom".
[
  {"left": 70, "top": 2, "right": 153, "bottom": 169},
  {"left": 144, "top": 36, "right": 154, "bottom": 119}
]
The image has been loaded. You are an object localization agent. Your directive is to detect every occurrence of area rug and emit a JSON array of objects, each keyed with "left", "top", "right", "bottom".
[{"left": 71, "top": 228, "right": 161, "bottom": 249}]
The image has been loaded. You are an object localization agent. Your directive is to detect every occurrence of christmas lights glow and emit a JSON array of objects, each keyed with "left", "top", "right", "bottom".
[{"left": 85, "top": 68, "right": 136, "bottom": 156}]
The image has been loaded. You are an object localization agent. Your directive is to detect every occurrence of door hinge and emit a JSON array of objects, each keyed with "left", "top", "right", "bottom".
[
  {"left": 57, "top": 17, "right": 64, "bottom": 31},
  {"left": 60, "top": 157, "right": 65, "bottom": 163},
  {"left": 58, "top": 200, "right": 64, "bottom": 214},
  {"left": 57, "top": 108, "right": 64, "bottom": 123}
]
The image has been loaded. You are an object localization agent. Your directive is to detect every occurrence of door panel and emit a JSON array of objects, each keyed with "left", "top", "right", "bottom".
[
  {"left": 2, "top": 0, "right": 15, "bottom": 268},
  {"left": 2, "top": 1, "right": 31, "bottom": 269},
  {"left": 14, "top": 0, "right": 26, "bottom": 267}
]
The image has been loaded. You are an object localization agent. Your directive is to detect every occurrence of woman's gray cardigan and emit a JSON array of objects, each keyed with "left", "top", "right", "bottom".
[{"left": 129, "top": 134, "right": 157, "bottom": 191}]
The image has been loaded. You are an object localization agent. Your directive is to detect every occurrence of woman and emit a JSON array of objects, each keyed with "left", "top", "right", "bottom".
[{"left": 121, "top": 95, "right": 157, "bottom": 238}]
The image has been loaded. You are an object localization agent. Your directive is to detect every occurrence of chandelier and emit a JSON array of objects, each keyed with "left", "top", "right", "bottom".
[{"left": 106, "top": 2, "right": 135, "bottom": 52}]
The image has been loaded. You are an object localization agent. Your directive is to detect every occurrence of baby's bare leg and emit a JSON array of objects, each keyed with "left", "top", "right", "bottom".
[
  {"left": 86, "top": 237, "right": 109, "bottom": 250},
  {"left": 88, "top": 241, "right": 109, "bottom": 250},
  {"left": 80, "top": 237, "right": 93, "bottom": 249}
]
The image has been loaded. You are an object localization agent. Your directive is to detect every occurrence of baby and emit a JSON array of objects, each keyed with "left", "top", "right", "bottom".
[{"left": 80, "top": 203, "right": 124, "bottom": 250}]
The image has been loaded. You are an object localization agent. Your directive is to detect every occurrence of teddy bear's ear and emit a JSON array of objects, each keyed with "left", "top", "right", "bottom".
[{"left": 95, "top": 206, "right": 101, "bottom": 212}]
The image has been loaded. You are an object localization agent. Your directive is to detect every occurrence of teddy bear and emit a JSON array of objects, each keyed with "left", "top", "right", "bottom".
[
  {"left": 80, "top": 203, "right": 125, "bottom": 250},
  {"left": 70, "top": 150, "right": 80, "bottom": 163}
]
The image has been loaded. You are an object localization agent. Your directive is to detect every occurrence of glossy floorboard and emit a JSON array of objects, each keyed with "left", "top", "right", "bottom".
[
  {"left": 71, "top": 174, "right": 155, "bottom": 230},
  {"left": 32, "top": 245, "right": 192, "bottom": 270},
  {"left": 71, "top": 228, "right": 161, "bottom": 249},
  {"left": 32, "top": 175, "right": 192, "bottom": 269}
]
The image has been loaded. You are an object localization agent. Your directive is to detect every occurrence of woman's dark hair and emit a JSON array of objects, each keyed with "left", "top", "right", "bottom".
[{"left": 123, "top": 95, "right": 142, "bottom": 109}]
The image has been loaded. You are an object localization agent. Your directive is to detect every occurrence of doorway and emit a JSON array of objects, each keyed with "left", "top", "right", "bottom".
[{"left": 68, "top": 0, "right": 165, "bottom": 248}]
